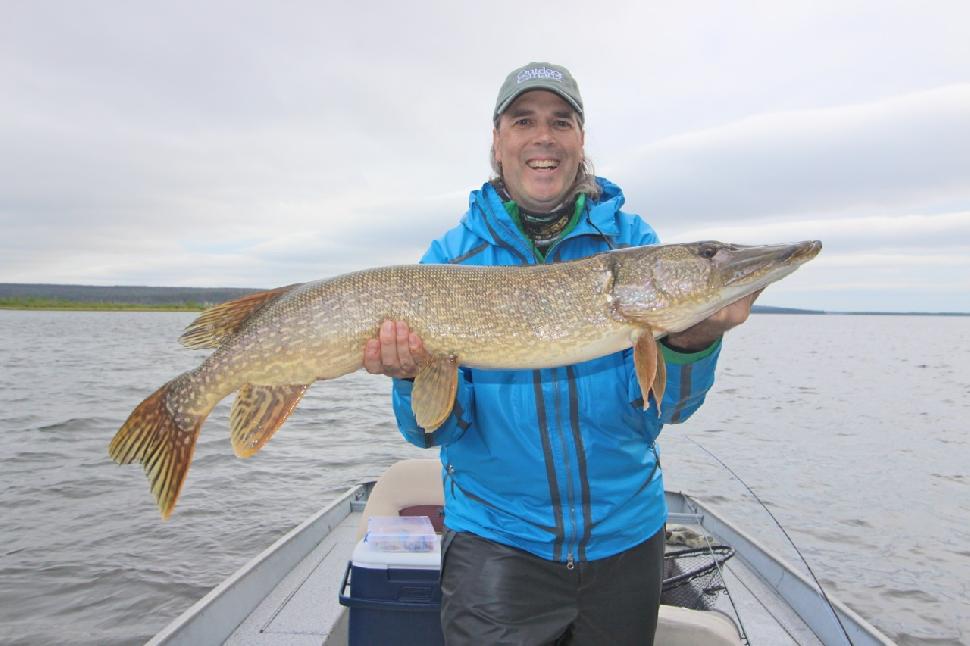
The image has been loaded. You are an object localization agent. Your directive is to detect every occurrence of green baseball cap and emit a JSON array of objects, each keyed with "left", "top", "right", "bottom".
[{"left": 493, "top": 62, "right": 584, "bottom": 125}]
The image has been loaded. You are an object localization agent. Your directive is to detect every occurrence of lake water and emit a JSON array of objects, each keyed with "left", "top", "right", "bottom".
[{"left": 0, "top": 311, "right": 967, "bottom": 645}]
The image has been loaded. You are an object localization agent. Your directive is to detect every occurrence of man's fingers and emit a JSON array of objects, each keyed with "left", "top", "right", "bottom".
[
  {"left": 396, "top": 321, "right": 416, "bottom": 374},
  {"left": 409, "top": 332, "right": 429, "bottom": 364},
  {"left": 379, "top": 320, "right": 399, "bottom": 369},
  {"left": 363, "top": 338, "right": 382, "bottom": 374},
  {"left": 362, "top": 320, "right": 427, "bottom": 378}
]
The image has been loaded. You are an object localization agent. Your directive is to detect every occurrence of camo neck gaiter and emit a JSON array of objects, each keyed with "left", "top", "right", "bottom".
[{"left": 493, "top": 181, "right": 587, "bottom": 260}]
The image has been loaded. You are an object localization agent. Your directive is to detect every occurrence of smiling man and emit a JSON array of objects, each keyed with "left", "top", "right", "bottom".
[
  {"left": 364, "top": 62, "right": 758, "bottom": 645},
  {"left": 493, "top": 89, "right": 584, "bottom": 212}
]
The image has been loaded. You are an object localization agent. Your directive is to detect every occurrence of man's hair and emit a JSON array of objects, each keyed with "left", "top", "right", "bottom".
[{"left": 488, "top": 124, "right": 602, "bottom": 203}]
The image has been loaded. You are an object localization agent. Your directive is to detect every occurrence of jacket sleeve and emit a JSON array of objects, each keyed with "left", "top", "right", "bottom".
[
  {"left": 390, "top": 233, "right": 479, "bottom": 449},
  {"left": 656, "top": 341, "right": 721, "bottom": 424}
]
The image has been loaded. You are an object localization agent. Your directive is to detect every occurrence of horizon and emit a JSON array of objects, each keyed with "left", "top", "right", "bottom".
[
  {"left": 2, "top": 281, "right": 967, "bottom": 316},
  {"left": 2, "top": 2, "right": 969, "bottom": 312}
]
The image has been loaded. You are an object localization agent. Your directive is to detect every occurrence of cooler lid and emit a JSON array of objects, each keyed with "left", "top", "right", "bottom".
[{"left": 351, "top": 535, "right": 442, "bottom": 570}]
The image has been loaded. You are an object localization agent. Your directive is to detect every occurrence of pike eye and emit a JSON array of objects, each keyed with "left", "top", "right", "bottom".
[{"left": 699, "top": 244, "right": 718, "bottom": 260}]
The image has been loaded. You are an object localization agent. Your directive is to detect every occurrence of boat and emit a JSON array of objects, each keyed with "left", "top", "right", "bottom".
[{"left": 147, "top": 459, "right": 895, "bottom": 645}]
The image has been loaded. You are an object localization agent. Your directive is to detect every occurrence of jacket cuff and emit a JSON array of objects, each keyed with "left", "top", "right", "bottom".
[{"left": 660, "top": 338, "right": 722, "bottom": 365}]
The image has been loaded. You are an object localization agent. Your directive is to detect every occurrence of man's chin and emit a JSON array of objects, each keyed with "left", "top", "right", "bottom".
[{"left": 519, "top": 188, "right": 571, "bottom": 212}]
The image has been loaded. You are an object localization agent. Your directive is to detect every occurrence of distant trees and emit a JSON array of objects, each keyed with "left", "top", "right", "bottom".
[{"left": 0, "top": 283, "right": 261, "bottom": 307}]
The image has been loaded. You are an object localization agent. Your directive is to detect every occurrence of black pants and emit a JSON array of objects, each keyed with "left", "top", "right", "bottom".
[{"left": 440, "top": 527, "right": 665, "bottom": 646}]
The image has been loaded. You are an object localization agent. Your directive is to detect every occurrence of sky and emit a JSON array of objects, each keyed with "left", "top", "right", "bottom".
[{"left": 2, "top": 1, "right": 969, "bottom": 312}]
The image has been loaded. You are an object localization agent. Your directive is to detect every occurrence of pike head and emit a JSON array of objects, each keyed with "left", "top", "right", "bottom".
[{"left": 610, "top": 240, "right": 822, "bottom": 334}]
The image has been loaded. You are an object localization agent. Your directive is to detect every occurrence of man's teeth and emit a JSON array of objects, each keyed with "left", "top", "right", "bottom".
[{"left": 527, "top": 160, "right": 559, "bottom": 169}]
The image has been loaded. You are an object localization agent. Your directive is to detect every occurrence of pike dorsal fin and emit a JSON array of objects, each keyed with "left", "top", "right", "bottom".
[
  {"left": 179, "top": 284, "right": 302, "bottom": 349},
  {"left": 412, "top": 356, "right": 459, "bottom": 432},
  {"left": 230, "top": 383, "right": 308, "bottom": 458},
  {"left": 634, "top": 329, "right": 666, "bottom": 413}
]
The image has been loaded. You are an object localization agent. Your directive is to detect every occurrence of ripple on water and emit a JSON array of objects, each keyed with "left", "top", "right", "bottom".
[{"left": 3, "top": 312, "right": 969, "bottom": 643}]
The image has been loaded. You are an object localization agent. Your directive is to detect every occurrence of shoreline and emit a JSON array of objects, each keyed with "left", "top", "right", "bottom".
[
  {"left": 0, "top": 299, "right": 206, "bottom": 312},
  {"left": 2, "top": 300, "right": 966, "bottom": 317}
]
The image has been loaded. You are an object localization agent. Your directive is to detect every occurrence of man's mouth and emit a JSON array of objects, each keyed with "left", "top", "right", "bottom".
[{"left": 526, "top": 159, "right": 560, "bottom": 170}]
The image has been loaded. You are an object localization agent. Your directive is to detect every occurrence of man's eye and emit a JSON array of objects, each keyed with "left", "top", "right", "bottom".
[
  {"left": 514, "top": 118, "right": 532, "bottom": 127},
  {"left": 554, "top": 120, "right": 572, "bottom": 129}
]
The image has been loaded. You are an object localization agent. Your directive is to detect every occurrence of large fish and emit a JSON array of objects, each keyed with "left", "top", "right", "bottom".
[{"left": 109, "top": 240, "right": 821, "bottom": 518}]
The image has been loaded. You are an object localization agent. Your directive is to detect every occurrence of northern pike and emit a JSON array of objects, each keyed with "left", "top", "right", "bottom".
[{"left": 109, "top": 240, "right": 821, "bottom": 518}]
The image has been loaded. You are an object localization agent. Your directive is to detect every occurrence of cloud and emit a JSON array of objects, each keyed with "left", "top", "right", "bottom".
[
  {"left": 609, "top": 85, "right": 970, "bottom": 230},
  {"left": 669, "top": 211, "right": 970, "bottom": 252},
  {"left": 2, "top": 3, "right": 969, "bottom": 312}
]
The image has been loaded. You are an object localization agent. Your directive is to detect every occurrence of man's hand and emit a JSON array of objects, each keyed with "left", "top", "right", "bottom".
[
  {"left": 363, "top": 320, "right": 429, "bottom": 379},
  {"left": 664, "top": 289, "right": 762, "bottom": 353}
]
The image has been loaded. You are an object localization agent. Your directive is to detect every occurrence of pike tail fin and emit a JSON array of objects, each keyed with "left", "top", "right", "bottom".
[{"left": 108, "top": 373, "right": 211, "bottom": 519}]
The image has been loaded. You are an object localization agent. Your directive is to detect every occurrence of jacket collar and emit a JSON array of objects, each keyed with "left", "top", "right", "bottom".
[{"left": 462, "top": 177, "right": 625, "bottom": 258}]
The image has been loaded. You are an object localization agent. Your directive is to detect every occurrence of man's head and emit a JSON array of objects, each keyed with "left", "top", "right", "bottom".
[
  {"left": 493, "top": 62, "right": 584, "bottom": 126},
  {"left": 491, "top": 62, "right": 592, "bottom": 212}
]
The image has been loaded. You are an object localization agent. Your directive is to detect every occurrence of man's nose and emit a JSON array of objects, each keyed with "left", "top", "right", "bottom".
[{"left": 532, "top": 122, "right": 555, "bottom": 144}]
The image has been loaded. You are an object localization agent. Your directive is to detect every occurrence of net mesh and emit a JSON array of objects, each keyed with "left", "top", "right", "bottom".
[{"left": 661, "top": 545, "right": 735, "bottom": 610}]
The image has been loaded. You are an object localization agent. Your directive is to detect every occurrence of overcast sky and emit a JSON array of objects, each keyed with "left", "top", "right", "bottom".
[{"left": 2, "top": 1, "right": 968, "bottom": 312}]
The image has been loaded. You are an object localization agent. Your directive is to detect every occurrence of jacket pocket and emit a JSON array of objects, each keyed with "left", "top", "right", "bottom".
[{"left": 444, "top": 464, "right": 558, "bottom": 535}]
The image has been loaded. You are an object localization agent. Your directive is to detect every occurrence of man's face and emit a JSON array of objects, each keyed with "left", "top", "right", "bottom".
[{"left": 493, "top": 90, "right": 585, "bottom": 212}]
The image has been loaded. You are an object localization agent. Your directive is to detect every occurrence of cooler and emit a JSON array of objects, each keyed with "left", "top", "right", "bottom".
[{"left": 339, "top": 516, "right": 444, "bottom": 646}]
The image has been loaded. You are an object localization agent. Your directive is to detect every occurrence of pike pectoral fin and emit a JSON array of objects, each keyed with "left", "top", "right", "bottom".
[
  {"left": 411, "top": 356, "right": 458, "bottom": 432},
  {"left": 634, "top": 330, "right": 666, "bottom": 413},
  {"left": 180, "top": 283, "right": 302, "bottom": 349},
  {"left": 654, "top": 344, "right": 667, "bottom": 412},
  {"left": 230, "top": 384, "right": 308, "bottom": 458}
]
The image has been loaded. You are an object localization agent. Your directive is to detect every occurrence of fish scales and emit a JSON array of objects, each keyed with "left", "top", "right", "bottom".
[{"left": 213, "top": 259, "right": 627, "bottom": 386}]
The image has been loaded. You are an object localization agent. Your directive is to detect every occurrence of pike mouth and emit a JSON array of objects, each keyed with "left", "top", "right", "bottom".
[{"left": 717, "top": 240, "right": 822, "bottom": 288}]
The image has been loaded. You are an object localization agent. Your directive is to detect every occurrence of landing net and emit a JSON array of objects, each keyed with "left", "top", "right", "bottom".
[{"left": 661, "top": 545, "right": 735, "bottom": 610}]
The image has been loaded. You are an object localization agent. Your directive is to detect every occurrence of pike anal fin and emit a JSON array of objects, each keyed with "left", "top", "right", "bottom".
[
  {"left": 411, "top": 356, "right": 459, "bottom": 432},
  {"left": 634, "top": 330, "right": 666, "bottom": 413},
  {"left": 230, "top": 384, "right": 309, "bottom": 458},
  {"left": 108, "top": 376, "right": 207, "bottom": 520}
]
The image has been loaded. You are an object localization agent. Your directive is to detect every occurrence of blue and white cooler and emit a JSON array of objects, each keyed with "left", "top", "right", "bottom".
[{"left": 339, "top": 515, "right": 444, "bottom": 646}]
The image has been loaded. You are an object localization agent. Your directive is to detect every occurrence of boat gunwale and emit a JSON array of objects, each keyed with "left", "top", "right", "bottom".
[
  {"left": 666, "top": 490, "right": 895, "bottom": 646},
  {"left": 148, "top": 483, "right": 369, "bottom": 645}
]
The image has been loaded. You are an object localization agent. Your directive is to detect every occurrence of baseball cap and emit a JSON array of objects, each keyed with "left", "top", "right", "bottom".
[{"left": 493, "top": 62, "right": 584, "bottom": 125}]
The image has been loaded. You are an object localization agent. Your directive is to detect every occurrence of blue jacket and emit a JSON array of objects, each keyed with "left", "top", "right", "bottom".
[{"left": 392, "top": 178, "right": 721, "bottom": 563}]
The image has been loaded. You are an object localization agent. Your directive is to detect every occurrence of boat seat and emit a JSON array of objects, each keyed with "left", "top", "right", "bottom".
[
  {"left": 358, "top": 460, "right": 742, "bottom": 645},
  {"left": 656, "top": 605, "right": 742, "bottom": 645},
  {"left": 356, "top": 458, "right": 444, "bottom": 540}
]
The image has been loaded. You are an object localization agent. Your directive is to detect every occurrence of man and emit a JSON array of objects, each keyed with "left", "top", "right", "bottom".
[{"left": 363, "top": 62, "right": 758, "bottom": 645}]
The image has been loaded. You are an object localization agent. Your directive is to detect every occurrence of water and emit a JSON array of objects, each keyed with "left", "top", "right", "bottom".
[{"left": 0, "top": 311, "right": 967, "bottom": 645}]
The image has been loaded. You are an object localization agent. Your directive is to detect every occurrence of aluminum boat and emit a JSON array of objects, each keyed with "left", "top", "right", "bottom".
[{"left": 148, "top": 459, "right": 894, "bottom": 645}]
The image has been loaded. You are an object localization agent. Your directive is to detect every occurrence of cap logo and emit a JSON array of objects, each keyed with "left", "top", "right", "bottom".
[{"left": 516, "top": 67, "right": 563, "bottom": 84}]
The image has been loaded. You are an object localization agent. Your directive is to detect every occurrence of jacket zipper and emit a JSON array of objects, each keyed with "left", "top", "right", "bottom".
[{"left": 546, "top": 366, "right": 581, "bottom": 568}]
